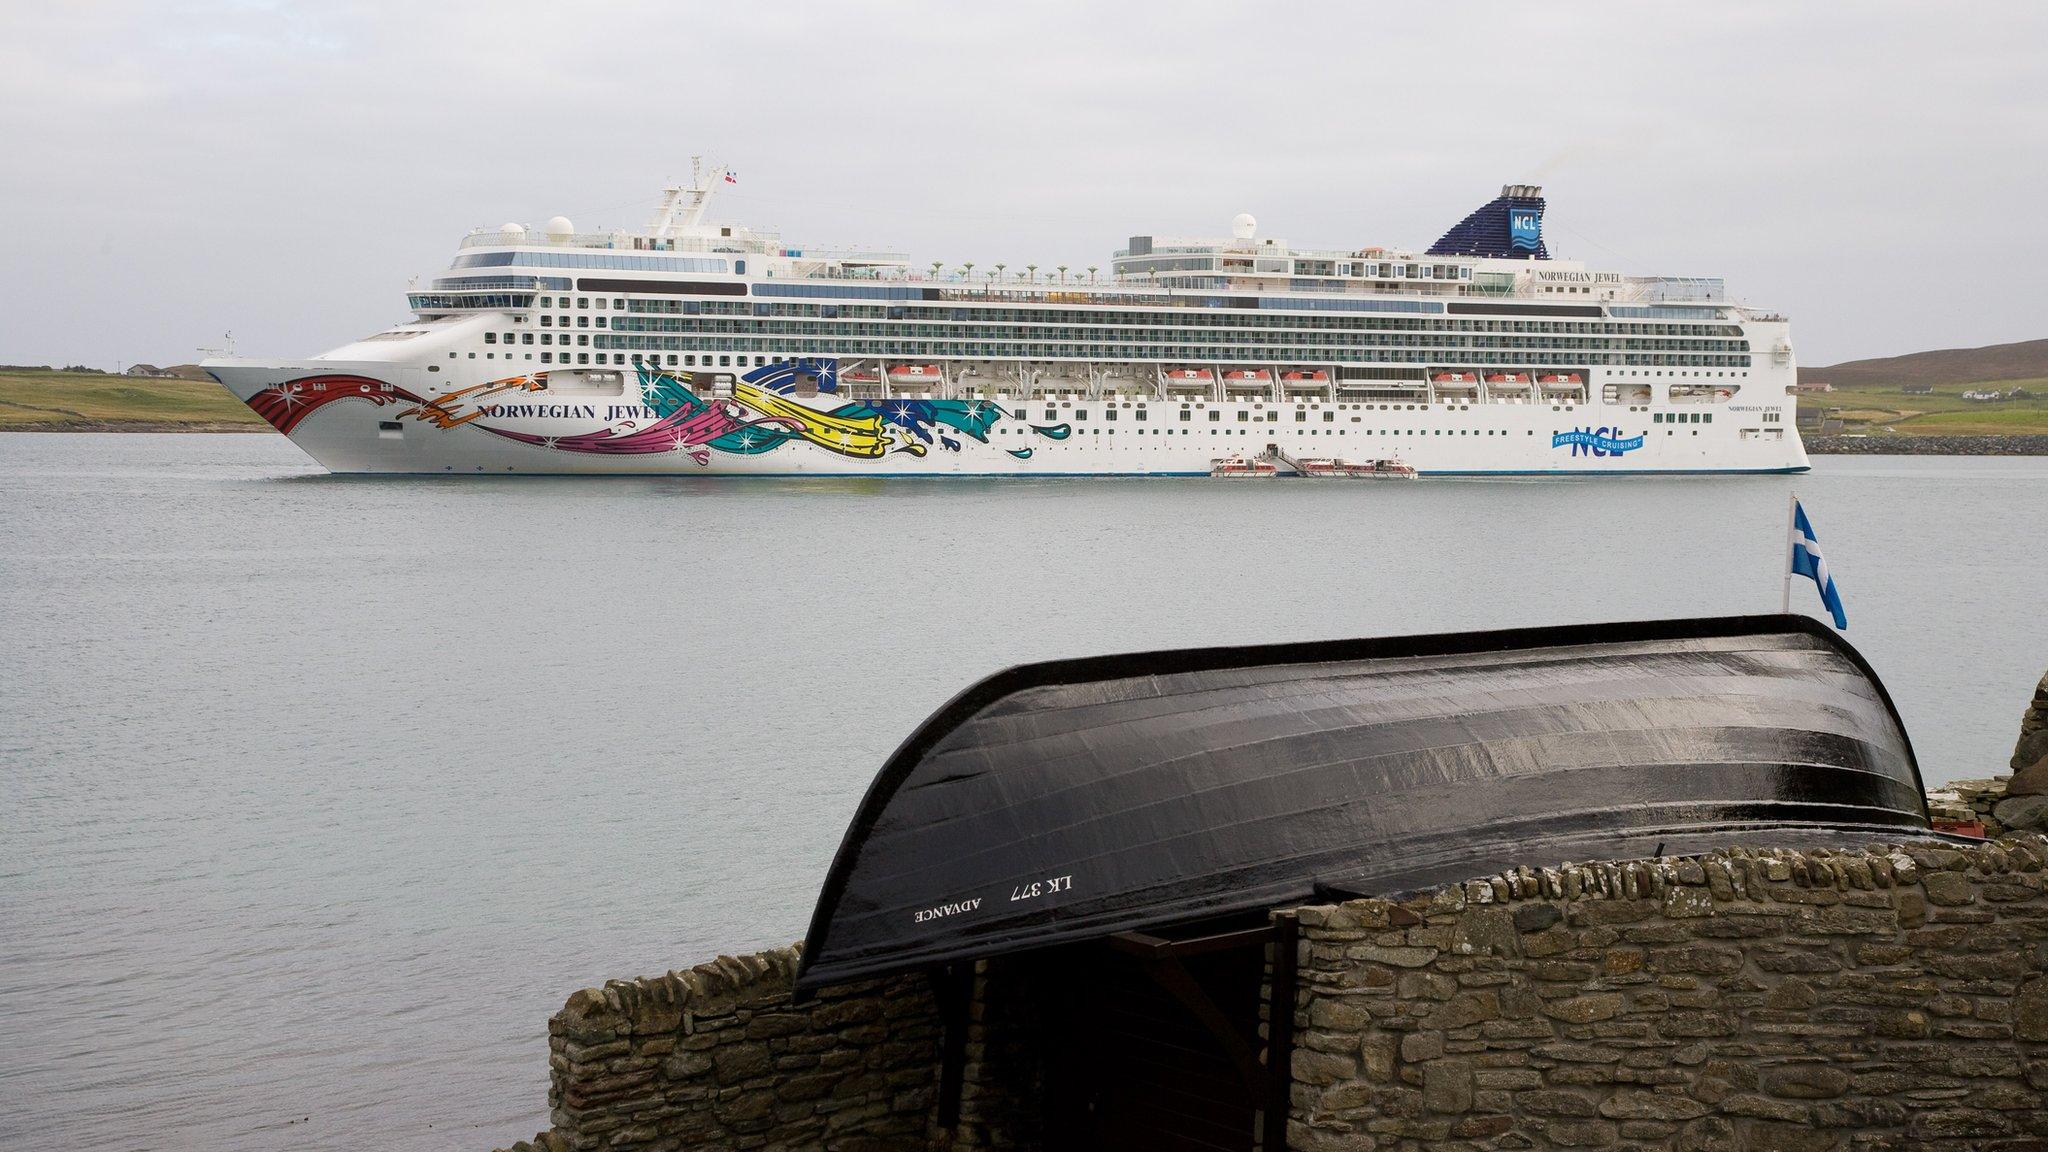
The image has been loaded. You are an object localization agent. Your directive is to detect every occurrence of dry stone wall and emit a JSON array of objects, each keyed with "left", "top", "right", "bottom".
[
  {"left": 1284, "top": 834, "right": 2048, "bottom": 1152},
  {"left": 493, "top": 946, "right": 943, "bottom": 1152}
]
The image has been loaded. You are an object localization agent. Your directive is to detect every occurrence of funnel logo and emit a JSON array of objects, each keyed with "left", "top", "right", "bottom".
[
  {"left": 1509, "top": 208, "right": 1541, "bottom": 251},
  {"left": 1553, "top": 426, "right": 1644, "bottom": 458}
]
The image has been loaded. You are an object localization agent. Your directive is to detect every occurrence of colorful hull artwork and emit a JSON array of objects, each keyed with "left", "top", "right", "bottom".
[{"left": 239, "top": 360, "right": 1073, "bottom": 465}]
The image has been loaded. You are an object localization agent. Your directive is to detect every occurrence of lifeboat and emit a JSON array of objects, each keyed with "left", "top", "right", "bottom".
[
  {"left": 1208, "top": 454, "right": 1280, "bottom": 478},
  {"left": 1281, "top": 369, "right": 1330, "bottom": 385},
  {"left": 1431, "top": 372, "right": 1479, "bottom": 385},
  {"left": 1294, "top": 457, "right": 1420, "bottom": 480},
  {"left": 1222, "top": 368, "right": 1273, "bottom": 385},
  {"left": 841, "top": 368, "right": 883, "bottom": 385},
  {"left": 1484, "top": 372, "right": 1532, "bottom": 385},
  {"left": 1165, "top": 368, "right": 1216, "bottom": 384},
  {"left": 1537, "top": 373, "right": 1584, "bottom": 386},
  {"left": 887, "top": 364, "right": 943, "bottom": 384}
]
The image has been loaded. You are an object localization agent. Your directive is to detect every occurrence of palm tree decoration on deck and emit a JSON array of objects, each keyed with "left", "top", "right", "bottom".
[
  {"left": 930, "top": 261, "right": 943, "bottom": 280},
  {"left": 1087, "top": 265, "right": 1098, "bottom": 284},
  {"left": 1057, "top": 265, "right": 1068, "bottom": 284},
  {"left": 1026, "top": 263, "right": 1038, "bottom": 283}
]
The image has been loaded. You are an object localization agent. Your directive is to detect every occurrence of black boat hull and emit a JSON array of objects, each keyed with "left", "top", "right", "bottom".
[{"left": 797, "top": 616, "right": 1928, "bottom": 990}]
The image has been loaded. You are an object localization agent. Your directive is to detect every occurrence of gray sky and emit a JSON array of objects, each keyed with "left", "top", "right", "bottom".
[{"left": 4, "top": 1, "right": 2044, "bottom": 369}]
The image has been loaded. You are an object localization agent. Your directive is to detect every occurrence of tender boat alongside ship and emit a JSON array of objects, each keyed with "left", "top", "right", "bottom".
[{"left": 204, "top": 165, "right": 1807, "bottom": 477}]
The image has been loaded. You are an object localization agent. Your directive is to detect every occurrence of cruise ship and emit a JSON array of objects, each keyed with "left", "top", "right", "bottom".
[{"left": 205, "top": 164, "right": 1806, "bottom": 476}]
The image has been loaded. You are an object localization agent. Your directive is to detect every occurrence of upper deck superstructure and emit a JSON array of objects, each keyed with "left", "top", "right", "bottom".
[{"left": 205, "top": 165, "right": 1806, "bottom": 476}]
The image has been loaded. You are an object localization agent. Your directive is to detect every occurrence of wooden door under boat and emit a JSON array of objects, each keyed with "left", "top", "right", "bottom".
[{"left": 1039, "top": 935, "right": 1266, "bottom": 1152}]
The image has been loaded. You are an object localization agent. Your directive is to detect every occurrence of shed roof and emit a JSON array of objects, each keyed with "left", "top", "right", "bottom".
[{"left": 796, "top": 616, "right": 1928, "bottom": 990}]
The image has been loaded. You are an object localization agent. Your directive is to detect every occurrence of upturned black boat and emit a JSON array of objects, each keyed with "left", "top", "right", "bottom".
[{"left": 797, "top": 615, "right": 1928, "bottom": 990}]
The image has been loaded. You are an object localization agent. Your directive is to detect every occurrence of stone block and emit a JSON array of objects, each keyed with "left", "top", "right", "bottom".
[
  {"left": 1422, "top": 1058, "right": 1473, "bottom": 1114},
  {"left": 1760, "top": 1063, "right": 1850, "bottom": 1099},
  {"left": 1920, "top": 870, "right": 1976, "bottom": 906},
  {"left": 1521, "top": 1088, "right": 1600, "bottom": 1117},
  {"left": 1292, "top": 1048, "right": 1359, "bottom": 1086},
  {"left": 1542, "top": 993, "right": 1626, "bottom": 1024},
  {"left": 1543, "top": 1118, "right": 1618, "bottom": 1147},
  {"left": 1740, "top": 1119, "right": 1842, "bottom": 1151},
  {"left": 2013, "top": 976, "right": 2048, "bottom": 1041},
  {"left": 1399, "top": 1030, "right": 1444, "bottom": 1063}
]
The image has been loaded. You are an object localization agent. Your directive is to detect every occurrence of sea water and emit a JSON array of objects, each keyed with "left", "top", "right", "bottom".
[{"left": 1, "top": 434, "right": 2042, "bottom": 1150}]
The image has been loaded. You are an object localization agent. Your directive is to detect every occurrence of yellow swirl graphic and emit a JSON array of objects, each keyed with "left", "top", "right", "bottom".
[{"left": 732, "top": 381, "right": 892, "bottom": 459}]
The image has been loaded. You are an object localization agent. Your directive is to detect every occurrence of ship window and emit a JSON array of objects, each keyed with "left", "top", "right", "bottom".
[
  {"left": 1209, "top": 410, "right": 1221, "bottom": 421},
  {"left": 577, "top": 335, "right": 588, "bottom": 346},
  {"left": 1075, "top": 410, "right": 1087, "bottom": 420},
  {"left": 541, "top": 352, "right": 551, "bottom": 363},
  {"left": 685, "top": 355, "right": 695, "bottom": 365},
  {"left": 614, "top": 298, "right": 625, "bottom": 309},
  {"left": 1323, "top": 411, "right": 1335, "bottom": 422},
  {"left": 522, "top": 333, "right": 533, "bottom": 345},
  {"left": 1703, "top": 414, "right": 1713, "bottom": 423},
  {"left": 541, "top": 315, "right": 552, "bottom": 326},
  {"left": 1295, "top": 411, "right": 1307, "bottom": 422},
  {"left": 1104, "top": 408, "right": 1117, "bottom": 421},
  {"left": 1179, "top": 410, "right": 1191, "bottom": 421},
  {"left": 1045, "top": 409, "right": 1056, "bottom": 421},
  {"left": 720, "top": 356, "right": 731, "bottom": 366},
  {"left": 484, "top": 332, "right": 497, "bottom": 344},
  {"left": 578, "top": 353, "right": 589, "bottom": 364},
  {"left": 577, "top": 297, "right": 588, "bottom": 308},
  {"left": 1135, "top": 408, "right": 1147, "bottom": 421},
  {"left": 577, "top": 316, "right": 589, "bottom": 327},
  {"left": 538, "top": 296, "right": 551, "bottom": 307},
  {"left": 1236, "top": 411, "right": 1248, "bottom": 421}
]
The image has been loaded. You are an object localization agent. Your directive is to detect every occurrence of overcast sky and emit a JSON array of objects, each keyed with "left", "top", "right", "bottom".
[{"left": 4, "top": 1, "right": 2044, "bottom": 369}]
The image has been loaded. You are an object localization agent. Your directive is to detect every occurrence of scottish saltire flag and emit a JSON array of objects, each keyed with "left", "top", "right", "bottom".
[{"left": 1789, "top": 499, "right": 1847, "bottom": 630}]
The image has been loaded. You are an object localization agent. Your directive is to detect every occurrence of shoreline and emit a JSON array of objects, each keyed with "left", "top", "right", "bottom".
[
  {"left": 6, "top": 425, "right": 2048, "bottom": 456},
  {"left": 1803, "top": 433, "right": 2048, "bottom": 455}
]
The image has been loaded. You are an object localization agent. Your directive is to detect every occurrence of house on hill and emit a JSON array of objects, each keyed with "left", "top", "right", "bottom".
[
  {"left": 1900, "top": 382, "right": 1934, "bottom": 394},
  {"left": 124, "top": 364, "right": 167, "bottom": 377}
]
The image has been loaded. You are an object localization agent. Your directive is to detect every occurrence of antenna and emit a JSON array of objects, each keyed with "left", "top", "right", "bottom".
[{"left": 648, "top": 157, "right": 726, "bottom": 240}]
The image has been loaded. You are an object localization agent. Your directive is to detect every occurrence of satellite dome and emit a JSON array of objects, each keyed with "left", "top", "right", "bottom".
[
  {"left": 545, "top": 215, "right": 574, "bottom": 238},
  {"left": 1231, "top": 212, "right": 1257, "bottom": 240},
  {"left": 499, "top": 222, "right": 525, "bottom": 238}
]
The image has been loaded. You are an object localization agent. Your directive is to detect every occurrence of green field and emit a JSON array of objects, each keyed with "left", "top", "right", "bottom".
[
  {"left": 1797, "top": 378, "right": 2048, "bottom": 436},
  {"left": 4, "top": 366, "right": 2045, "bottom": 437},
  {"left": 0, "top": 369, "right": 264, "bottom": 430}
]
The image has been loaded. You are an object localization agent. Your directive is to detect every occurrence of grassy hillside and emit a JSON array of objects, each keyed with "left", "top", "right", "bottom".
[
  {"left": 1801, "top": 337, "right": 2048, "bottom": 389},
  {"left": 1796, "top": 378, "right": 2048, "bottom": 436},
  {"left": 0, "top": 369, "right": 264, "bottom": 430}
]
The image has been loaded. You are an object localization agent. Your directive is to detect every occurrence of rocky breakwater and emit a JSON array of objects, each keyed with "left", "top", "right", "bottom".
[
  {"left": 1285, "top": 834, "right": 2048, "bottom": 1152},
  {"left": 1929, "top": 671, "right": 2048, "bottom": 838},
  {"left": 1804, "top": 434, "right": 2048, "bottom": 455}
]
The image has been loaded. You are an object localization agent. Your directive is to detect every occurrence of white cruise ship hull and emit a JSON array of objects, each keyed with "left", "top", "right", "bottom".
[{"left": 208, "top": 358, "right": 1808, "bottom": 477}]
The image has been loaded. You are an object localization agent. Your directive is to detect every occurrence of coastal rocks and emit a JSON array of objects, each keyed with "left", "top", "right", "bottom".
[
  {"left": 1286, "top": 834, "right": 2048, "bottom": 1152},
  {"left": 1803, "top": 434, "right": 2048, "bottom": 456},
  {"left": 2009, "top": 670, "right": 2048, "bottom": 795},
  {"left": 1931, "top": 773, "right": 2048, "bottom": 836}
]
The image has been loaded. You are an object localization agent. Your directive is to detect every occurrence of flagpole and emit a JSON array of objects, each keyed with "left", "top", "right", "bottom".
[{"left": 1780, "top": 491, "right": 1797, "bottom": 614}]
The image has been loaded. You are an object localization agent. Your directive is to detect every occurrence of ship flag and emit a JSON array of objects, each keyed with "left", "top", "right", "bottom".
[{"left": 1782, "top": 496, "right": 1847, "bottom": 630}]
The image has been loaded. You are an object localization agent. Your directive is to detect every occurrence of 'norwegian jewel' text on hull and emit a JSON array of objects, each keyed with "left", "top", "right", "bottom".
[{"left": 205, "top": 166, "right": 1808, "bottom": 476}]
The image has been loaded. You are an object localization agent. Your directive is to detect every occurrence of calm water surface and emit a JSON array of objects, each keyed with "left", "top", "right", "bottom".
[{"left": 1, "top": 434, "right": 2043, "bottom": 1150}]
